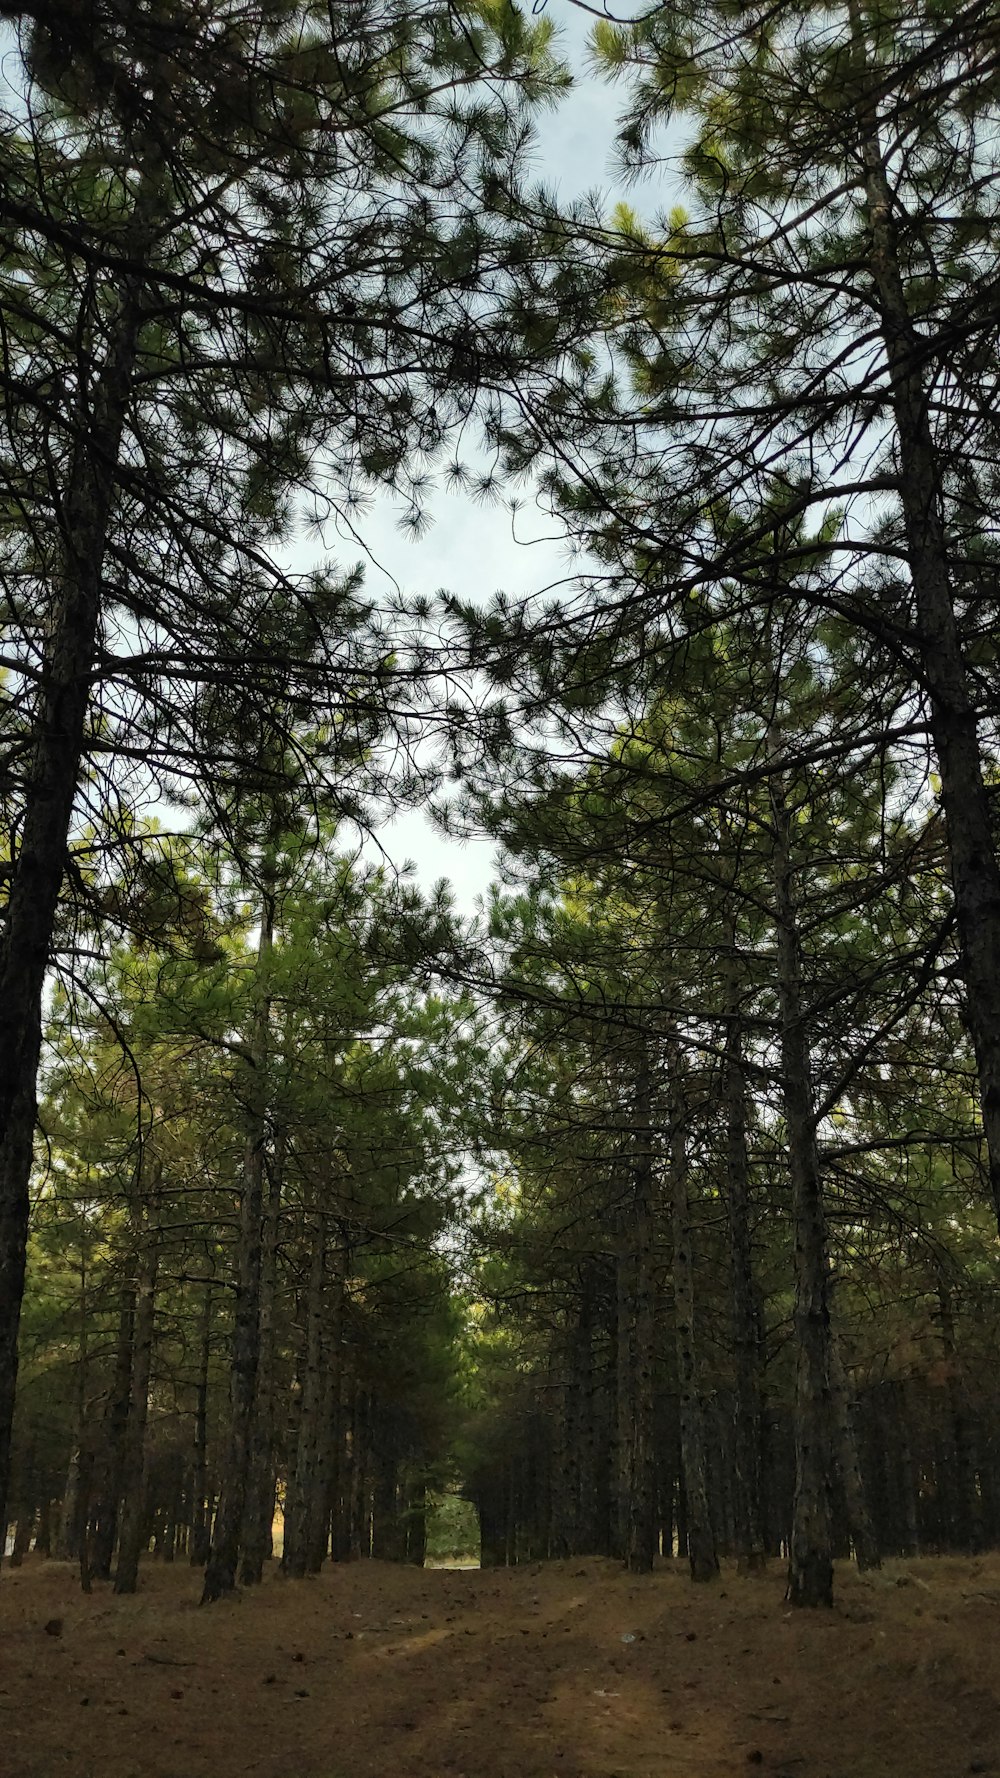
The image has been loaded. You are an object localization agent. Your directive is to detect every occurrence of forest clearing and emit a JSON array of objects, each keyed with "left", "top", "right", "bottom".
[{"left": 3, "top": 1554, "right": 998, "bottom": 1778}]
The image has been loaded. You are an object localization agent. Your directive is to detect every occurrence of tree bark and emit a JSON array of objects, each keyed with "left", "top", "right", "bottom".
[
  {"left": 829, "top": 1325, "right": 881, "bottom": 1571},
  {"left": 306, "top": 1324, "right": 335, "bottom": 1574},
  {"left": 0, "top": 260, "right": 150, "bottom": 1541},
  {"left": 241, "top": 1128, "right": 284, "bottom": 1585},
  {"left": 722, "top": 957, "right": 767, "bottom": 1575},
  {"left": 405, "top": 1474, "right": 427, "bottom": 1566},
  {"left": 312, "top": 1246, "right": 344, "bottom": 1569},
  {"left": 563, "top": 1279, "right": 597, "bottom": 1555},
  {"left": 329, "top": 1363, "right": 353, "bottom": 1562},
  {"left": 890, "top": 1382, "right": 920, "bottom": 1556},
  {"left": 668, "top": 1046, "right": 719, "bottom": 1583},
  {"left": 75, "top": 1444, "right": 95, "bottom": 1595},
  {"left": 348, "top": 1387, "right": 370, "bottom": 1559},
  {"left": 625, "top": 1061, "right": 657, "bottom": 1574},
  {"left": 55, "top": 1238, "right": 91, "bottom": 1564},
  {"left": 612, "top": 1211, "right": 634, "bottom": 1563},
  {"left": 371, "top": 1442, "right": 402, "bottom": 1562},
  {"left": 934, "top": 1270, "right": 983, "bottom": 1553},
  {"left": 853, "top": 28, "right": 1000, "bottom": 1235},
  {"left": 114, "top": 1178, "right": 161, "bottom": 1595},
  {"left": 91, "top": 1287, "right": 136, "bottom": 1580},
  {"left": 579, "top": 1276, "right": 602, "bottom": 1553},
  {"left": 549, "top": 1340, "right": 571, "bottom": 1558},
  {"left": 34, "top": 1497, "right": 52, "bottom": 1559},
  {"left": 189, "top": 1273, "right": 214, "bottom": 1567},
  {"left": 282, "top": 1212, "right": 326, "bottom": 1579},
  {"left": 201, "top": 890, "right": 274, "bottom": 1603},
  {"left": 56, "top": 1447, "right": 82, "bottom": 1564},
  {"left": 9, "top": 1503, "right": 34, "bottom": 1567},
  {"left": 769, "top": 744, "right": 835, "bottom": 1608}
]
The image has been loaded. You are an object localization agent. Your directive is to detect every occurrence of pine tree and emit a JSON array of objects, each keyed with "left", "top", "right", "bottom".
[
  {"left": 501, "top": 0, "right": 1000, "bottom": 1231},
  {"left": 0, "top": 0, "right": 573, "bottom": 1543}
]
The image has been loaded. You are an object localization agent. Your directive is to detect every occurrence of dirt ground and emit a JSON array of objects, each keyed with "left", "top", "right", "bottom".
[{"left": 1, "top": 1553, "right": 998, "bottom": 1778}]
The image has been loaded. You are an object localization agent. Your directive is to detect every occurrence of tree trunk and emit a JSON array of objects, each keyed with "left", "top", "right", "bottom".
[
  {"left": 34, "top": 1497, "right": 52, "bottom": 1558},
  {"left": 56, "top": 1238, "right": 92, "bottom": 1565},
  {"left": 829, "top": 1326, "right": 881, "bottom": 1571},
  {"left": 548, "top": 1337, "right": 572, "bottom": 1558},
  {"left": 405, "top": 1474, "right": 427, "bottom": 1567},
  {"left": 674, "top": 1442, "right": 689, "bottom": 1561},
  {"left": 723, "top": 959, "right": 767, "bottom": 1575},
  {"left": 891, "top": 1382, "right": 920, "bottom": 1556},
  {"left": 162, "top": 1471, "right": 182, "bottom": 1563},
  {"left": 189, "top": 1274, "right": 214, "bottom": 1567},
  {"left": 769, "top": 745, "right": 835, "bottom": 1609},
  {"left": 241, "top": 1128, "right": 284, "bottom": 1585},
  {"left": 6, "top": 1436, "right": 35, "bottom": 1564},
  {"left": 668, "top": 1047, "right": 719, "bottom": 1583},
  {"left": 935, "top": 1271, "right": 983, "bottom": 1553},
  {"left": 0, "top": 265, "right": 149, "bottom": 1541},
  {"left": 625, "top": 1062, "right": 657, "bottom": 1574},
  {"left": 75, "top": 1444, "right": 95, "bottom": 1595},
  {"left": 306, "top": 1327, "right": 336, "bottom": 1575},
  {"left": 348, "top": 1387, "right": 370, "bottom": 1559},
  {"left": 561, "top": 1281, "right": 598, "bottom": 1556},
  {"left": 91, "top": 1288, "right": 136, "bottom": 1580},
  {"left": 114, "top": 1189, "right": 160, "bottom": 1595},
  {"left": 329, "top": 1364, "right": 352, "bottom": 1562},
  {"left": 371, "top": 1442, "right": 402, "bottom": 1562},
  {"left": 478, "top": 1485, "right": 507, "bottom": 1568},
  {"left": 575, "top": 1276, "right": 600, "bottom": 1553},
  {"left": 852, "top": 34, "right": 1000, "bottom": 1235},
  {"left": 9, "top": 1507, "right": 34, "bottom": 1567},
  {"left": 612, "top": 1215, "right": 634, "bottom": 1563},
  {"left": 56, "top": 1447, "right": 82, "bottom": 1564},
  {"left": 282, "top": 1213, "right": 326, "bottom": 1579},
  {"left": 201, "top": 891, "right": 274, "bottom": 1604}
]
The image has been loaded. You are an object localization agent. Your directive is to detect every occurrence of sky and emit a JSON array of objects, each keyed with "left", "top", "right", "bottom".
[
  {"left": 0, "top": 6, "right": 668, "bottom": 917},
  {"left": 334, "top": 8, "right": 667, "bottom": 916}
]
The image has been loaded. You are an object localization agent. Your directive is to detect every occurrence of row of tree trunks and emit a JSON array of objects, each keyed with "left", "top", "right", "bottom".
[{"left": 11, "top": 1353, "right": 998, "bottom": 1578}]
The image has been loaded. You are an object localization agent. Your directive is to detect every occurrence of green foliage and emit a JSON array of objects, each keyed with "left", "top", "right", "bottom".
[{"left": 424, "top": 1489, "right": 481, "bottom": 1563}]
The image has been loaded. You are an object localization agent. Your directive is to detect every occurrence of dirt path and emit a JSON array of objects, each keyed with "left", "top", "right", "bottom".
[{"left": 1, "top": 1555, "right": 997, "bottom": 1778}]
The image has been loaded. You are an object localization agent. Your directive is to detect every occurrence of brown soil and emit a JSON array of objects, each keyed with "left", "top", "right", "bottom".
[{"left": 1, "top": 1554, "right": 998, "bottom": 1778}]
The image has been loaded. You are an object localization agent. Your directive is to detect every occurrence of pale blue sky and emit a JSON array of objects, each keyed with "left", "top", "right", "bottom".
[
  {"left": 345, "top": 9, "right": 671, "bottom": 914},
  {"left": 1, "top": 8, "right": 670, "bottom": 915}
]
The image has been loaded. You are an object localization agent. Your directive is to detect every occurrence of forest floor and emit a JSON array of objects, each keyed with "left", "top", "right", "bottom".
[{"left": 1, "top": 1553, "right": 998, "bottom": 1778}]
